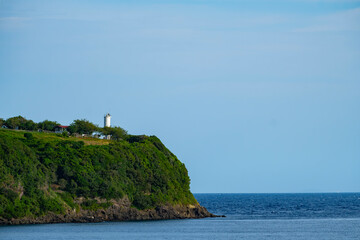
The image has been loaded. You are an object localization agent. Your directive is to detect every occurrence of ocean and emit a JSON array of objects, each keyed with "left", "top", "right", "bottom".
[{"left": 1, "top": 193, "right": 359, "bottom": 239}]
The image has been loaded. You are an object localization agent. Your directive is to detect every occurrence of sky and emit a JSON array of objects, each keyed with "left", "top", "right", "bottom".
[{"left": 0, "top": 0, "right": 359, "bottom": 193}]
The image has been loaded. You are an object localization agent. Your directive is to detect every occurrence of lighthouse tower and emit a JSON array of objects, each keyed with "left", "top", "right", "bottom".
[{"left": 104, "top": 113, "right": 111, "bottom": 128}]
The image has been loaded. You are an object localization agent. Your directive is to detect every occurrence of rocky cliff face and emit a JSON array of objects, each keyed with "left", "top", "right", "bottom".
[{"left": 0, "top": 197, "right": 217, "bottom": 225}]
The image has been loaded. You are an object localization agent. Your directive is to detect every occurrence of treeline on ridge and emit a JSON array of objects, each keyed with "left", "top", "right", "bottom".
[{"left": 0, "top": 116, "right": 127, "bottom": 140}]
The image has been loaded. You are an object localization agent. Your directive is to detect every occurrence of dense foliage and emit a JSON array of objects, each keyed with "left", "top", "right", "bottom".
[
  {"left": 67, "top": 119, "right": 98, "bottom": 135},
  {"left": 4, "top": 116, "right": 37, "bottom": 131},
  {"left": 0, "top": 129, "right": 196, "bottom": 220},
  {"left": 101, "top": 126, "right": 128, "bottom": 140},
  {"left": 37, "top": 120, "right": 60, "bottom": 131}
]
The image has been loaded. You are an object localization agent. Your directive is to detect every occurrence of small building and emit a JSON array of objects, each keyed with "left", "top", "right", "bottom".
[
  {"left": 55, "top": 125, "right": 69, "bottom": 133},
  {"left": 104, "top": 113, "right": 111, "bottom": 128},
  {"left": 104, "top": 113, "right": 111, "bottom": 139}
]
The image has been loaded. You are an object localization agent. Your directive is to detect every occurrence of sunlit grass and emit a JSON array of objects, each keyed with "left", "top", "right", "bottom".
[{"left": 0, "top": 128, "right": 110, "bottom": 145}]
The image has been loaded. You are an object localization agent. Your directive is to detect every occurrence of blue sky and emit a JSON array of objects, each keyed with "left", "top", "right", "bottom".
[{"left": 1, "top": 0, "right": 359, "bottom": 193}]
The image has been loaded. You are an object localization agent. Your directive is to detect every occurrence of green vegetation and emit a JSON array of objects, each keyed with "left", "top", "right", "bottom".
[
  {"left": 4, "top": 116, "right": 37, "bottom": 131},
  {"left": 67, "top": 119, "right": 98, "bottom": 135},
  {"left": 37, "top": 120, "right": 60, "bottom": 131},
  {"left": 101, "top": 126, "right": 128, "bottom": 140},
  {"left": 1, "top": 116, "right": 128, "bottom": 140},
  {"left": 81, "top": 199, "right": 112, "bottom": 211},
  {"left": 0, "top": 128, "right": 196, "bottom": 220}
]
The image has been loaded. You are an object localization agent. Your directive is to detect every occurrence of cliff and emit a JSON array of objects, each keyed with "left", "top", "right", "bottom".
[{"left": 0, "top": 129, "right": 215, "bottom": 225}]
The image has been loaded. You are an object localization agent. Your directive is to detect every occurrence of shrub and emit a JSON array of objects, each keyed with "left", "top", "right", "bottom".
[{"left": 24, "top": 132, "right": 34, "bottom": 140}]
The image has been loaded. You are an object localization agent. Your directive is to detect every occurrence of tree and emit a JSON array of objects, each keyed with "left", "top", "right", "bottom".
[
  {"left": 24, "top": 120, "right": 37, "bottom": 131},
  {"left": 101, "top": 126, "right": 127, "bottom": 140},
  {"left": 37, "top": 120, "right": 60, "bottom": 131},
  {"left": 68, "top": 119, "right": 98, "bottom": 135},
  {"left": 5, "top": 116, "right": 27, "bottom": 129},
  {"left": 5, "top": 116, "right": 36, "bottom": 130},
  {"left": 0, "top": 118, "right": 4, "bottom": 127}
]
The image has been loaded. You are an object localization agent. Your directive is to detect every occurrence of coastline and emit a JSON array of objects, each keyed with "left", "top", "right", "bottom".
[{"left": 0, "top": 197, "right": 220, "bottom": 225}]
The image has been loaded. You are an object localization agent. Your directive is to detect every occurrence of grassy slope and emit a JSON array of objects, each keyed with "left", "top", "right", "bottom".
[{"left": 0, "top": 129, "right": 196, "bottom": 220}]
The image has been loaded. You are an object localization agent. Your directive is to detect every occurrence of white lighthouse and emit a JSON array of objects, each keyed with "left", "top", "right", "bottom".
[{"left": 104, "top": 113, "right": 111, "bottom": 128}]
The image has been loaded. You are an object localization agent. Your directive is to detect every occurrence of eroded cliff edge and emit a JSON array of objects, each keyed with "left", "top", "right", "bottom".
[{"left": 0, "top": 129, "right": 217, "bottom": 225}]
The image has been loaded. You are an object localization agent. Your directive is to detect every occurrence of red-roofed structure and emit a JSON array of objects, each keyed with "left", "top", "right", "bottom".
[{"left": 55, "top": 125, "right": 69, "bottom": 133}]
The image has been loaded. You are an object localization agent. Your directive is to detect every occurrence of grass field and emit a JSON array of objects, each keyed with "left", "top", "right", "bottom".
[{"left": 0, "top": 128, "right": 111, "bottom": 145}]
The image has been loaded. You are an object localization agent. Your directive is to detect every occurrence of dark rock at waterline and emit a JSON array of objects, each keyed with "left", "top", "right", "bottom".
[{"left": 0, "top": 198, "right": 220, "bottom": 225}]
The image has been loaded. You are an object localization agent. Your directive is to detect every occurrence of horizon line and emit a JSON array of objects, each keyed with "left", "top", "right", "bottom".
[{"left": 193, "top": 192, "right": 360, "bottom": 194}]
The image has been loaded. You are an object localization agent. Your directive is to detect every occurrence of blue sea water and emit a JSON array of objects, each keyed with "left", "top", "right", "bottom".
[{"left": 1, "top": 193, "right": 360, "bottom": 240}]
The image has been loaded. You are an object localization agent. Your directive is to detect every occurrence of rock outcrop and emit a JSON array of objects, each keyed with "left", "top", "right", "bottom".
[{"left": 0, "top": 197, "right": 218, "bottom": 225}]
